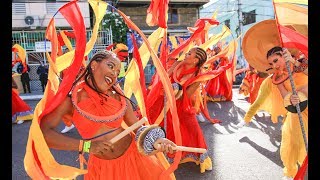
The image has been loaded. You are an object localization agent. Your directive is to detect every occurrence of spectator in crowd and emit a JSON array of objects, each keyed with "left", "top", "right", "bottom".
[
  {"left": 17, "top": 62, "right": 31, "bottom": 93},
  {"left": 37, "top": 63, "right": 49, "bottom": 92}
]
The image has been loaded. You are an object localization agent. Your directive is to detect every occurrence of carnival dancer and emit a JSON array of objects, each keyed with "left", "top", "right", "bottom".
[
  {"left": 148, "top": 47, "right": 213, "bottom": 173},
  {"left": 205, "top": 46, "right": 233, "bottom": 102},
  {"left": 12, "top": 76, "right": 33, "bottom": 124},
  {"left": 39, "top": 51, "right": 177, "bottom": 179},
  {"left": 239, "top": 66, "right": 269, "bottom": 104},
  {"left": 238, "top": 20, "right": 308, "bottom": 179}
]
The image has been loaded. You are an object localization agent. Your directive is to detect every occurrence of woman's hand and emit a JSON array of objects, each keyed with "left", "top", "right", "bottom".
[
  {"left": 153, "top": 138, "right": 177, "bottom": 154},
  {"left": 90, "top": 140, "right": 115, "bottom": 156},
  {"left": 282, "top": 48, "right": 295, "bottom": 64},
  {"left": 290, "top": 94, "right": 300, "bottom": 106}
]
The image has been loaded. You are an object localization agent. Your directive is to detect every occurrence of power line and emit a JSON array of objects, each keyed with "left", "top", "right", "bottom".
[{"left": 237, "top": 0, "right": 243, "bottom": 58}]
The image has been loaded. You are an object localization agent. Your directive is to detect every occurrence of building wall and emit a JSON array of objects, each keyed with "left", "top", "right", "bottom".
[
  {"left": 200, "top": 0, "right": 274, "bottom": 68},
  {"left": 118, "top": 7, "right": 199, "bottom": 32},
  {"left": 118, "top": 0, "right": 208, "bottom": 2},
  {"left": 12, "top": 2, "right": 91, "bottom": 29}
]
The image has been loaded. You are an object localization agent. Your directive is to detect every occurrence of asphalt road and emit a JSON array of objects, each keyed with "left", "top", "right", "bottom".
[{"left": 13, "top": 88, "right": 285, "bottom": 180}]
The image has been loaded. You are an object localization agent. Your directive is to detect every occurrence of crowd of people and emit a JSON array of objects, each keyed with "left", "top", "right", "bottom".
[{"left": 12, "top": 1, "right": 308, "bottom": 180}]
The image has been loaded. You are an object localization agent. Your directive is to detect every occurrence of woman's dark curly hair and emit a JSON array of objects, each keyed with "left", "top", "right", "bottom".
[
  {"left": 194, "top": 47, "right": 208, "bottom": 76},
  {"left": 73, "top": 50, "right": 138, "bottom": 109}
]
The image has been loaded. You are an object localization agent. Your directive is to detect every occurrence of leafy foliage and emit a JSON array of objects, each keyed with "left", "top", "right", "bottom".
[{"left": 102, "top": 12, "right": 128, "bottom": 44}]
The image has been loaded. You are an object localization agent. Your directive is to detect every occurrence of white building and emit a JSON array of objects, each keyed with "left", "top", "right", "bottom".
[
  {"left": 200, "top": 0, "right": 274, "bottom": 68},
  {"left": 12, "top": 0, "right": 112, "bottom": 92},
  {"left": 12, "top": 0, "right": 91, "bottom": 30}
]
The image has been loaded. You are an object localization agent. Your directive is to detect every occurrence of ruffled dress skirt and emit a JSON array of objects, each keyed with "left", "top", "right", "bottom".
[
  {"left": 12, "top": 89, "right": 33, "bottom": 123},
  {"left": 149, "top": 96, "right": 212, "bottom": 173},
  {"left": 85, "top": 139, "right": 167, "bottom": 180}
]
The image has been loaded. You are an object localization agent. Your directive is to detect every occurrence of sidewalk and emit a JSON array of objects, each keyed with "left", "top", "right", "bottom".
[
  {"left": 20, "top": 91, "right": 44, "bottom": 101},
  {"left": 20, "top": 85, "right": 241, "bottom": 101}
]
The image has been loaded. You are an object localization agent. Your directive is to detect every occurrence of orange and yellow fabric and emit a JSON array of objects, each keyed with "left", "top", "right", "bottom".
[{"left": 24, "top": 1, "right": 104, "bottom": 179}]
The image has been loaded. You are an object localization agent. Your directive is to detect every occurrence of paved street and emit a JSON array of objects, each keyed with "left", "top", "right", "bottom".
[{"left": 13, "top": 88, "right": 284, "bottom": 180}]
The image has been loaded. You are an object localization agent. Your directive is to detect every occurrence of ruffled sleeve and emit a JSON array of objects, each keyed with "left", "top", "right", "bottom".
[{"left": 244, "top": 76, "right": 288, "bottom": 123}]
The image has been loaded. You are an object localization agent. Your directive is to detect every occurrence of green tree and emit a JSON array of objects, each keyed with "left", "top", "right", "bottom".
[{"left": 102, "top": 11, "right": 128, "bottom": 44}]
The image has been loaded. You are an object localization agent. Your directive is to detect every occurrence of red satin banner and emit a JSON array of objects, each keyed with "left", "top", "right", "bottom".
[
  {"left": 131, "top": 33, "right": 149, "bottom": 120},
  {"left": 30, "top": 1, "right": 86, "bottom": 178}
]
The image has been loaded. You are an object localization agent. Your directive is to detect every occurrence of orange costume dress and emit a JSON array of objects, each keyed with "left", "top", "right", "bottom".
[
  {"left": 12, "top": 88, "right": 33, "bottom": 123},
  {"left": 71, "top": 83, "right": 167, "bottom": 180},
  {"left": 205, "top": 57, "right": 233, "bottom": 101},
  {"left": 148, "top": 64, "right": 212, "bottom": 173},
  {"left": 239, "top": 70, "right": 267, "bottom": 104}
]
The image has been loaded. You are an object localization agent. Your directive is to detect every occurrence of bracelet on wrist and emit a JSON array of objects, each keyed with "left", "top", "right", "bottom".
[
  {"left": 78, "top": 140, "right": 84, "bottom": 154},
  {"left": 83, "top": 140, "right": 91, "bottom": 153},
  {"left": 143, "top": 128, "right": 166, "bottom": 155}
]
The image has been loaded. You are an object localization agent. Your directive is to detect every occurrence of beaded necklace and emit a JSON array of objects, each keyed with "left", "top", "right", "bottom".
[{"left": 71, "top": 80, "right": 128, "bottom": 123}]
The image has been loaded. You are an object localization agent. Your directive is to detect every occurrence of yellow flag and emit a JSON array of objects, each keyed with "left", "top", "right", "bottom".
[{"left": 274, "top": 2, "right": 308, "bottom": 36}]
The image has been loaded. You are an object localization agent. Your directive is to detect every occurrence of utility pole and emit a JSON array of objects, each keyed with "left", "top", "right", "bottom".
[{"left": 237, "top": 0, "right": 243, "bottom": 64}]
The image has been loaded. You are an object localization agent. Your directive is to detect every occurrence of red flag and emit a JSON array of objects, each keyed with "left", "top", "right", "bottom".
[
  {"left": 27, "top": 1, "right": 87, "bottom": 178},
  {"left": 131, "top": 33, "right": 149, "bottom": 119},
  {"left": 294, "top": 155, "right": 308, "bottom": 180},
  {"left": 39, "top": 1, "right": 86, "bottom": 119},
  {"left": 169, "top": 18, "right": 219, "bottom": 59},
  {"left": 279, "top": 25, "right": 308, "bottom": 58},
  {"left": 146, "top": 0, "right": 169, "bottom": 28}
]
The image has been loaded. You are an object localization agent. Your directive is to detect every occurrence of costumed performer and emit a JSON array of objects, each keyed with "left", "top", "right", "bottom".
[
  {"left": 239, "top": 66, "right": 269, "bottom": 104},
  {"left": 12, "top": 75, "right": 33, "bottom": 124},
  {"left": 40, "top": 51, "right": 177, "bottom": 180},
  {"left": 237, "top": 20, "right": 308, "bottom": 179},
  {"left": 205, "top": 46, "right": 233, "bottom": 102},
  {"left": 148, "top": 47, "right": 213, "bottom": 173}
]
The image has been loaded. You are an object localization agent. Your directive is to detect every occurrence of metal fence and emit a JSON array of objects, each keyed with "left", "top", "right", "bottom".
[
  {"left": 29, "top": 64, "right": 42, "bottom": 91},
  {"left": 12, "top": 29, "right": 113, "bottom": 53},
  {"left": 12, "top": 29, "right": 156, "bottom": 90},
  {"left": 12, "top": 29, "right": 113, "bottom": 92}
]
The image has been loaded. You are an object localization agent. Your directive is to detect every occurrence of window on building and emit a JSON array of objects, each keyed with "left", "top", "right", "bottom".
[
  {"left": 46, "top": 2, "right": 65, "bottom": 14},
  {"left": 224, "top": 19, "right": 230, "bottom": 29},
  {"left": 12, "top": 3, "right": 26, "bottom": 15},
  {"left": 242, "top": 10, "right": 256, "bottom": 26},
  {"left": 46, "top": 3, "right": 58, "bottom": 14},
  {"left": 168, "top": 9, "right": 178, "bottom": 24}
]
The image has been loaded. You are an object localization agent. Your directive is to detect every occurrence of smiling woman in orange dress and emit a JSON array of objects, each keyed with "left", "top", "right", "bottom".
[{"left": 39, "top": 51, "right": 177, "bottom": 180}]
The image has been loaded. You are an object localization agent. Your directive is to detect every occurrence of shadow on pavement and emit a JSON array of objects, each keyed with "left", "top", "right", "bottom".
[
  {"left": 239, "top": 136, "right": 283, "bottom": 167},
  {"left": 200, "top": 100, "right": 283, "bottom": 170}
]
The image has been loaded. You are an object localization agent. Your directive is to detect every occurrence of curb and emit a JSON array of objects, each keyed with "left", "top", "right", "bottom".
[
  {"left": 20, "top": 95, "right": 43, "bottom": 101},
  {"left": 21, "top": 86, "right": 241, "bottom": 101}
]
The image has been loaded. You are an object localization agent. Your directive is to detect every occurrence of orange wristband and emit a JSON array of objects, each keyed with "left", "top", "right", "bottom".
[{"left": 79, "top": 140, "right": 84, "bottom": 154}]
